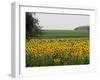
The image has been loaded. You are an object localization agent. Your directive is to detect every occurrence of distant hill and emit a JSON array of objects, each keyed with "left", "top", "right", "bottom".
[{"left": 74, "top": 26, "right": 89, "bottom": 31}]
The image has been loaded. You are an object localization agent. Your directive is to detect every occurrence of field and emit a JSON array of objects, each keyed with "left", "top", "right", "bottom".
[
  {"left": 41, "top": 30, "right": 89, "bottom": 38},
  {"left": 26, "top": 30, "right": 89, "bottom": 67}
]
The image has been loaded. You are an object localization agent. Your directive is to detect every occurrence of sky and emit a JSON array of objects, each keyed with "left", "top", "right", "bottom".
[{"left": 32, "top": 12, "right": 90, "bottom": 30}]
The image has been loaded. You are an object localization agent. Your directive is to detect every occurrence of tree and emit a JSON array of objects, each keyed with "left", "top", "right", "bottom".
[
  {"left": 26, "top": 12, "right": 42, "bottom": 40},
  {"left": 74, "top": 26, "right": 89, "bottom": 31}
]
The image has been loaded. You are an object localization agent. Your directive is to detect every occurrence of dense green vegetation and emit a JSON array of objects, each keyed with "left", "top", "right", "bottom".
[
  {"left": 26, "top": 52, "right": 89, "bottom": 67},
  {"left": 26, "top": 12, "right": 42, "bottom": 40},
  {"left": 74, "top": 26, "right": 89, "bottom": 31}
]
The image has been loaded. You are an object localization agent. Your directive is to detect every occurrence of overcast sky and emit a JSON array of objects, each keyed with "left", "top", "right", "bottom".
[{"left": 32, "top": 12, "right": 90, "bottom": 30}]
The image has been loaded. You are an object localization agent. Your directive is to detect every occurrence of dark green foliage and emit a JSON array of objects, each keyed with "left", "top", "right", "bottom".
[
  {"left": 26, "top": 12, "right": 42, "bottom": 40},
  {"left": 26, "top": 54, "right": 54, "bottom": 67},
  {"left": 26, "top": 52, "right": 89, "bottom": 67},
  {"left": 74, "top": 26, "right": 89, "bottom": 31}
]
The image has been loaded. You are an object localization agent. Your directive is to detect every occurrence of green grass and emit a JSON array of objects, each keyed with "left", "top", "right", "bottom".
[{"left": 40, "top": 30, "right": 89, "bottom": 38}]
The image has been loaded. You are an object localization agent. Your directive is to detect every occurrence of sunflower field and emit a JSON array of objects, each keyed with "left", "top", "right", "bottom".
[{"left": 26, "top": 38, "right": 89, "bottom": 67}]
